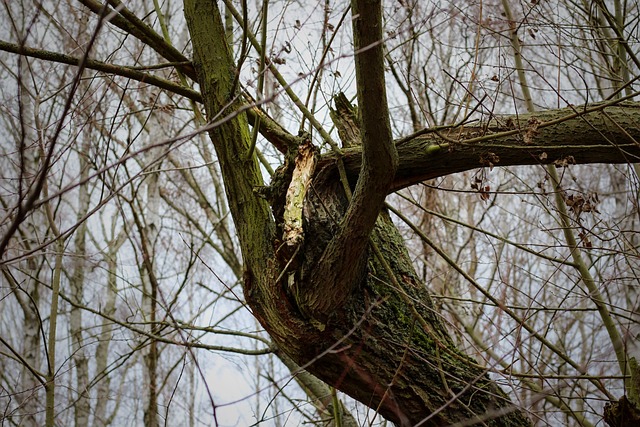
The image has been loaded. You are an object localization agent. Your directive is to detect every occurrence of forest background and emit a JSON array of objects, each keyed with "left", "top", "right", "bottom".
[{"left": 1, "top": 0, "right": 639, "bottom": 426}]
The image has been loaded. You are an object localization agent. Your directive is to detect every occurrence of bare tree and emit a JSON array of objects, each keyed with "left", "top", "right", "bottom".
[{"left": 1, "top": 0, "right": 640, "bottom": 426}]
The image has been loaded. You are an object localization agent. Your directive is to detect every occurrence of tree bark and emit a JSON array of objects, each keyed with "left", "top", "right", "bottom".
[
  {"left": 326, "top": 102, "right": 640, "bottom": 192},
  {"left": 184, "top": 2, "right": 640, "bottom": 426}
]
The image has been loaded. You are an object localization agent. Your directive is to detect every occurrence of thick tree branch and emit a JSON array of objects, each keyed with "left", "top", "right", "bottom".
[
  {"left": 301, "top": 0, "right": 398, "bottom": 322},
  {"left": 183, "top": 0, "right": 311, "bottom": 365},
  {"left": 346, "top": 0, "right": 398, "bottom": 235},
  {"left": 322, "top": 101, "right": 640, "bottom": 192},
  {"left": 183, "top": 0, "right": 274, "bottom": 286}
]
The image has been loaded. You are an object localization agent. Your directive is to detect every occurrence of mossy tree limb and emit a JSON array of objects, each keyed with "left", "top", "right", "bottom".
[
  {"left": 184, "top": 1, "right": 638, "bottom": 426},
  {"left": 326, "top": 102, "right": 640, "bottom": 192}
]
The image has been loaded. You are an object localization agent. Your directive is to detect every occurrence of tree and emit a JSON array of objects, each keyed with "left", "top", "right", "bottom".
[
  {"left": 1, "top": 0, "right": 639, "bottom": 426},
  {"left": 183, "top": 0, "right": 640, "bottom": 425}
]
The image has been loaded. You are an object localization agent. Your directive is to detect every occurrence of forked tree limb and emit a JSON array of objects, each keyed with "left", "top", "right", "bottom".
[{"left": 300, "top": 0, "right": 399, "bottom": 322}]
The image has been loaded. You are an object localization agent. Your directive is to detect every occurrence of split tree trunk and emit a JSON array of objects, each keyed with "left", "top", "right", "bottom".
[{"left": 184, "top": 1, "right": 640, "bottom": 425}]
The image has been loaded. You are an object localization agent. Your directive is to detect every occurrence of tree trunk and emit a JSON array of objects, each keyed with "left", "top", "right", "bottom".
[
  {"left": 260, "top": 156, "right": 531, "bottom": 426},
  {"left": 184, "top": 1, "right": 640, "bottom": 425}
]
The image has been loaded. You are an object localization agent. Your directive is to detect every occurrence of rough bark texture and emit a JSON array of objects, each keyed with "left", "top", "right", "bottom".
[
  {"left": 185, "top": 2, "right": 640, "bottom": 426},
  {"left": 288, "top": 164, "right": 531, "bottom": 426},
  {"left": 605, "top": 396, "right": 640, "bottom": 427},
  {"left": 296, "top": 0, "right": 399, "bottom": 325},
  {"left": 327, "top": 102, "right": 640, "bottom": 192}
]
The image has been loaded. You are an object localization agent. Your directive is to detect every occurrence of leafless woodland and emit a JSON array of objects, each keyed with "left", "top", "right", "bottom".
[{"left": 1, "top": 0, "right": 639, "bottom": 426}]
